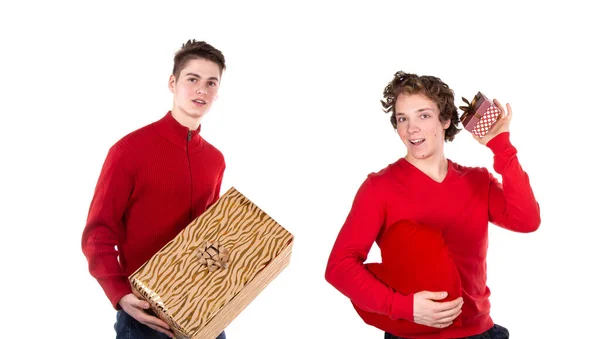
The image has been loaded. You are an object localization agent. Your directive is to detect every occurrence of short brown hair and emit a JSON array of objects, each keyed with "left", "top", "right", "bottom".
[
  {"left": 380, "top": 71, "right": 460, "bottom": 141},
  {"left": 173, "top": 39, "right": 226, "bottom": 79}
]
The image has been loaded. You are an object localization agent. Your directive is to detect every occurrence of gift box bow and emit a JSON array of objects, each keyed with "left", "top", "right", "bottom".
[{"left": 458, "top": 92, "right": 484, "bottom": 124}]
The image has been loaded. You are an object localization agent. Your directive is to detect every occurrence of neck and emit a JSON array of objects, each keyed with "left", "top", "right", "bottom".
[
  {"left": 171, "top": 108, "right": 201, "bottom": 130},
  {"left": 405, "top": 153, "right": 448, "bottom": 181}
]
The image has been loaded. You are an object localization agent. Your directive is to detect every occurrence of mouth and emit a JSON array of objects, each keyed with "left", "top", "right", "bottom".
[
  {"left": 192, "top": 99, "right": 206, "bottom": 105},
  {"left": 409, "top": 138, "right": 425, "bottom": 146}
]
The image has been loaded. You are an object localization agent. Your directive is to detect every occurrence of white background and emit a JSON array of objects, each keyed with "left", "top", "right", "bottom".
[{"left": 1, "top": 1, "right": 598, "bottom": 338}]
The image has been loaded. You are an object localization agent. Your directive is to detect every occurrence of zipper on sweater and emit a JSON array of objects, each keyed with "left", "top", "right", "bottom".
[{"left": 186, "top": 130, "right": 193, "bottom": 222}]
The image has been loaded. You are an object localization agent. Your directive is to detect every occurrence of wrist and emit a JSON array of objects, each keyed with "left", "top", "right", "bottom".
[{"left": 485, "top": 131, "right": 511, "bottom": 152}]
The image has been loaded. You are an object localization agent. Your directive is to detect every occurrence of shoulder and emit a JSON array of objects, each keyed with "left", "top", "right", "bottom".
[
  {"left": 362, "top": 160, "right": 402, "bottom": 190},
  {"left": 449, "top": 160, "right": 491, "bottom": 180},
  {"left": 99, "top": 122, "right": 158, "bottom": 171},
  {"left": 199, "top": 137, "right": 226, "bottom": 168},
  {"left": 110, "top": 121, "right": 157, "bottom": 154}
]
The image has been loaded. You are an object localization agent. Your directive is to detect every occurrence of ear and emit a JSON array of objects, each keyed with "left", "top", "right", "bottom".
[
  {"left": 168, "top": 74, "right": 176, "bottom": 94},
  {"left": 443, "top": 119, "right": 451, "bottom": 130}
]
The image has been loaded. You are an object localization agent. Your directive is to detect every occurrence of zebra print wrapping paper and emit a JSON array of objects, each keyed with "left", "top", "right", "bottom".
[{"left": 129, "top": 187, "right": 294, "bottom": 339}]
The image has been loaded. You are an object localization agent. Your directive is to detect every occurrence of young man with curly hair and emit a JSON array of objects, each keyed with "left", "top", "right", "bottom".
[
  {"left": 325, "top": 71, "right": 541, "bottom": 339},
  {"left": 82, "top": 40, "right": 227, "bottom": 339}
]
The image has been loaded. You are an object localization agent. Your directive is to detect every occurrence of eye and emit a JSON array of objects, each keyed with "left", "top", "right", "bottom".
[
  {"left": 397, "top": 117, "right": 406, "bottom": 122},
  {"left": 188, "top": 78, "right": 197, "bottom": 83},
  {"left": 420, "top": 114, "right": 430, "bottom": 119},
  {"left": 208, "top": 81, "right": 218, "bottom": 87}
]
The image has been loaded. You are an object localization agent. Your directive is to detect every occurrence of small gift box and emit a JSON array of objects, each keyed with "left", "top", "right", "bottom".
[
  {"left": 129, "top": 187, "right": 294, "bottom": 339},
  {"left": 459, "top": 92, "right": 501, "bottom": 138}
]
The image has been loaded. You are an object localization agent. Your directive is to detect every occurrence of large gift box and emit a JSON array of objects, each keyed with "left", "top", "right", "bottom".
[
  {"left": 459, "top": 91, "right": 501, "bottom": 138},
  {"left": 129, "top": 187, "right": 294, "bottom": 339}
]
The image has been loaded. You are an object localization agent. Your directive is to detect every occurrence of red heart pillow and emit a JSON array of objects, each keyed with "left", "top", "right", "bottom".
[{"left": 352, "top": 219, "right": 462, "bottom": 337}]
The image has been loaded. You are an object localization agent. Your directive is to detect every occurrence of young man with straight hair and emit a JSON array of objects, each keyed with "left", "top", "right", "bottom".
[{"left": 82, "top": 39, "right": 228, "bottom": 339}]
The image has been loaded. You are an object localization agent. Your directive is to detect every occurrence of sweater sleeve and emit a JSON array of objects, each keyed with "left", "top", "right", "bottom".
[
  {"left": 325, "top": 176, "right": 413, "bottom": 321},
  {"left": 81, "top": 144, "right": 134, "bottom": 309},
  {"left": 486, "top": 132, "right": 541, "bottom": 232},
  {"left": 208, "top": 163, "right": 225, "bottom": 208}
]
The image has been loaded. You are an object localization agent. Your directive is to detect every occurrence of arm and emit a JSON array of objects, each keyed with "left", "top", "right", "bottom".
[
  {"left": 82, "top": 143, "right": 178, "bottom": 337},
  {"left": 324, "top": 176, "right": 413, "bottom": 321},
  {"left": 81, "top": 144, "right": 133, "bottom": 309},
  {"left": 487, "top": 132, "right": 541, "bottom": 232},
  {"left": 475, "top": 99, "right": 541, "bottom": 232}
]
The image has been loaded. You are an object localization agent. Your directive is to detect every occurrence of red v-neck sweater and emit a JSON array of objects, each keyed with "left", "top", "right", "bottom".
[
  {"left": 325, "top": 132, "right": 540, "bottom": 338},
  {"left": 82, "top": 112, "right": 225, "bottom": 309}
]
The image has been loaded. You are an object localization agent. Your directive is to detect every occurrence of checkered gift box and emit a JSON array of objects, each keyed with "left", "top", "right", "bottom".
[{"left": 459, "top": 92, "right": 501, "bottom": 138}]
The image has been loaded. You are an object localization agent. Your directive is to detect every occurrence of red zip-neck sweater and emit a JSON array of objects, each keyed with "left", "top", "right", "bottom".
[
  {"left": 325, "top": 132, "right": 540, "bottom": 338},
  {"left": 82, "top": 112, "right": 225, "bottom": 309}
]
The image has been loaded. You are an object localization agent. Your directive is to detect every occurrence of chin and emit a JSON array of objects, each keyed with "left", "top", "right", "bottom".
[
  {"left": 410, "top": 152, "right": 431, "bottom": 160},
  {"left": 186, "top": 109, "right": 207, "bottom": 119}
]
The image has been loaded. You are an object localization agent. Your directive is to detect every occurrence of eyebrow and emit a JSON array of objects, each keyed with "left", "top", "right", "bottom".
[
  {"left": 185, "top": 72, "right": 220, "bottom": 82},
  {"left": 395, "top": 108, "right": 433, "bottom": 116}
]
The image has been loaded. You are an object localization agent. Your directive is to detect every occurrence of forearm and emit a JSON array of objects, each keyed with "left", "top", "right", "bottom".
[
  {"left": 82, "top": 220, "right": 132, "bottom": 309},
  {"left": 325, "top": 247, "right": 413, "bottom": 320},
  {"left": 82, "top": 144, "right": 134, "bottom": 308},
  {"left": 487, "top": 132, "right": 541, "bottom": 232}
]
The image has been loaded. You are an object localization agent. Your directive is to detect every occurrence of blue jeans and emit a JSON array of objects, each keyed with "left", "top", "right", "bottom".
[
  {"left": 384, "top": 324, "right": 509, "bottom": 339},
  {"left": 115, "top": 310, "right": 226, "bottom": 339}
]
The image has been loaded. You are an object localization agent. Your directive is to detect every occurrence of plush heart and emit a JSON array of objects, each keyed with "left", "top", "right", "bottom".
[{"left": 352, "top": 219, "right": 462, "bottom": 337}]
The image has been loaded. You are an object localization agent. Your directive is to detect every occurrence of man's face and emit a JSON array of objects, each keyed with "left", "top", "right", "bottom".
[
  {"left": 394, "top": 93, "right": 450, "bottom": 162},
  {"left": 169, "top": 58, "right": 221, "bottom": 122}
]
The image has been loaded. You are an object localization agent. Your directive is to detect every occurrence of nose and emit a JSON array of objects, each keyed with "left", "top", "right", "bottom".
[
  {"left": 407, "top": 120, "right": 420, "bottom": 133},
  {"left": 196, "top": 87, "right": 207, "bottom": 95}
]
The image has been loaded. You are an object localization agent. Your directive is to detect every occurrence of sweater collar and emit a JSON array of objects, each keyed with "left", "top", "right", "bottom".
[
  {"left": 394, "top": 158, "right": 456, "bottom": 184},
  {"left": 153, "top": 111, "right": 204, "bottom": 151}
]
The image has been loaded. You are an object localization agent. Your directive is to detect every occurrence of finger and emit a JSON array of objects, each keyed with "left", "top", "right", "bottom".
[
  {"left": 425, "top": 291, "right": 448, "bottom": 301},
  {"left": 433, "top": 297, "right": 463, "bottom": 312},
  {"left": 134, "top": 298, "right": 150, "bottom": 309},
  {"left": 435, "top": 321, "right": 453, "bottom": 329},
  {"left": 505, "top": 102, "right": 512, "bottom": 120},
  {"left": 137, "top": 312, "right": 171, "bottom": 330},
  {"left": 436, "top": 309, "right": 462, "bottom": 323},
  {"left": 147, "top": 322, "right": 175, "bottom": 338},
  {"left": 493, "top": 99, "right": 505, "bottom": 115},
  {"left": 434, "top": 306, "right": 462, "bottom": 321}
]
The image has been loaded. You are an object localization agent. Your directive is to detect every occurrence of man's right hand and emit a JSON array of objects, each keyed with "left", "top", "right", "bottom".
[
  {"left": 413, "top": 291, "right": 463, "bottom": 329},
  {"left": 118, "top": 293, "right": 175, "bottom": 338}
]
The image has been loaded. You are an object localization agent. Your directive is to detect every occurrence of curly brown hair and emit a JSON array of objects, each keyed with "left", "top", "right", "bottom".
[
  {"left": 173, "top": 39, "right": 226, "bottom": 79},
  {"left": 380, "top": 71, "right": 460, "bottom": 141}
]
